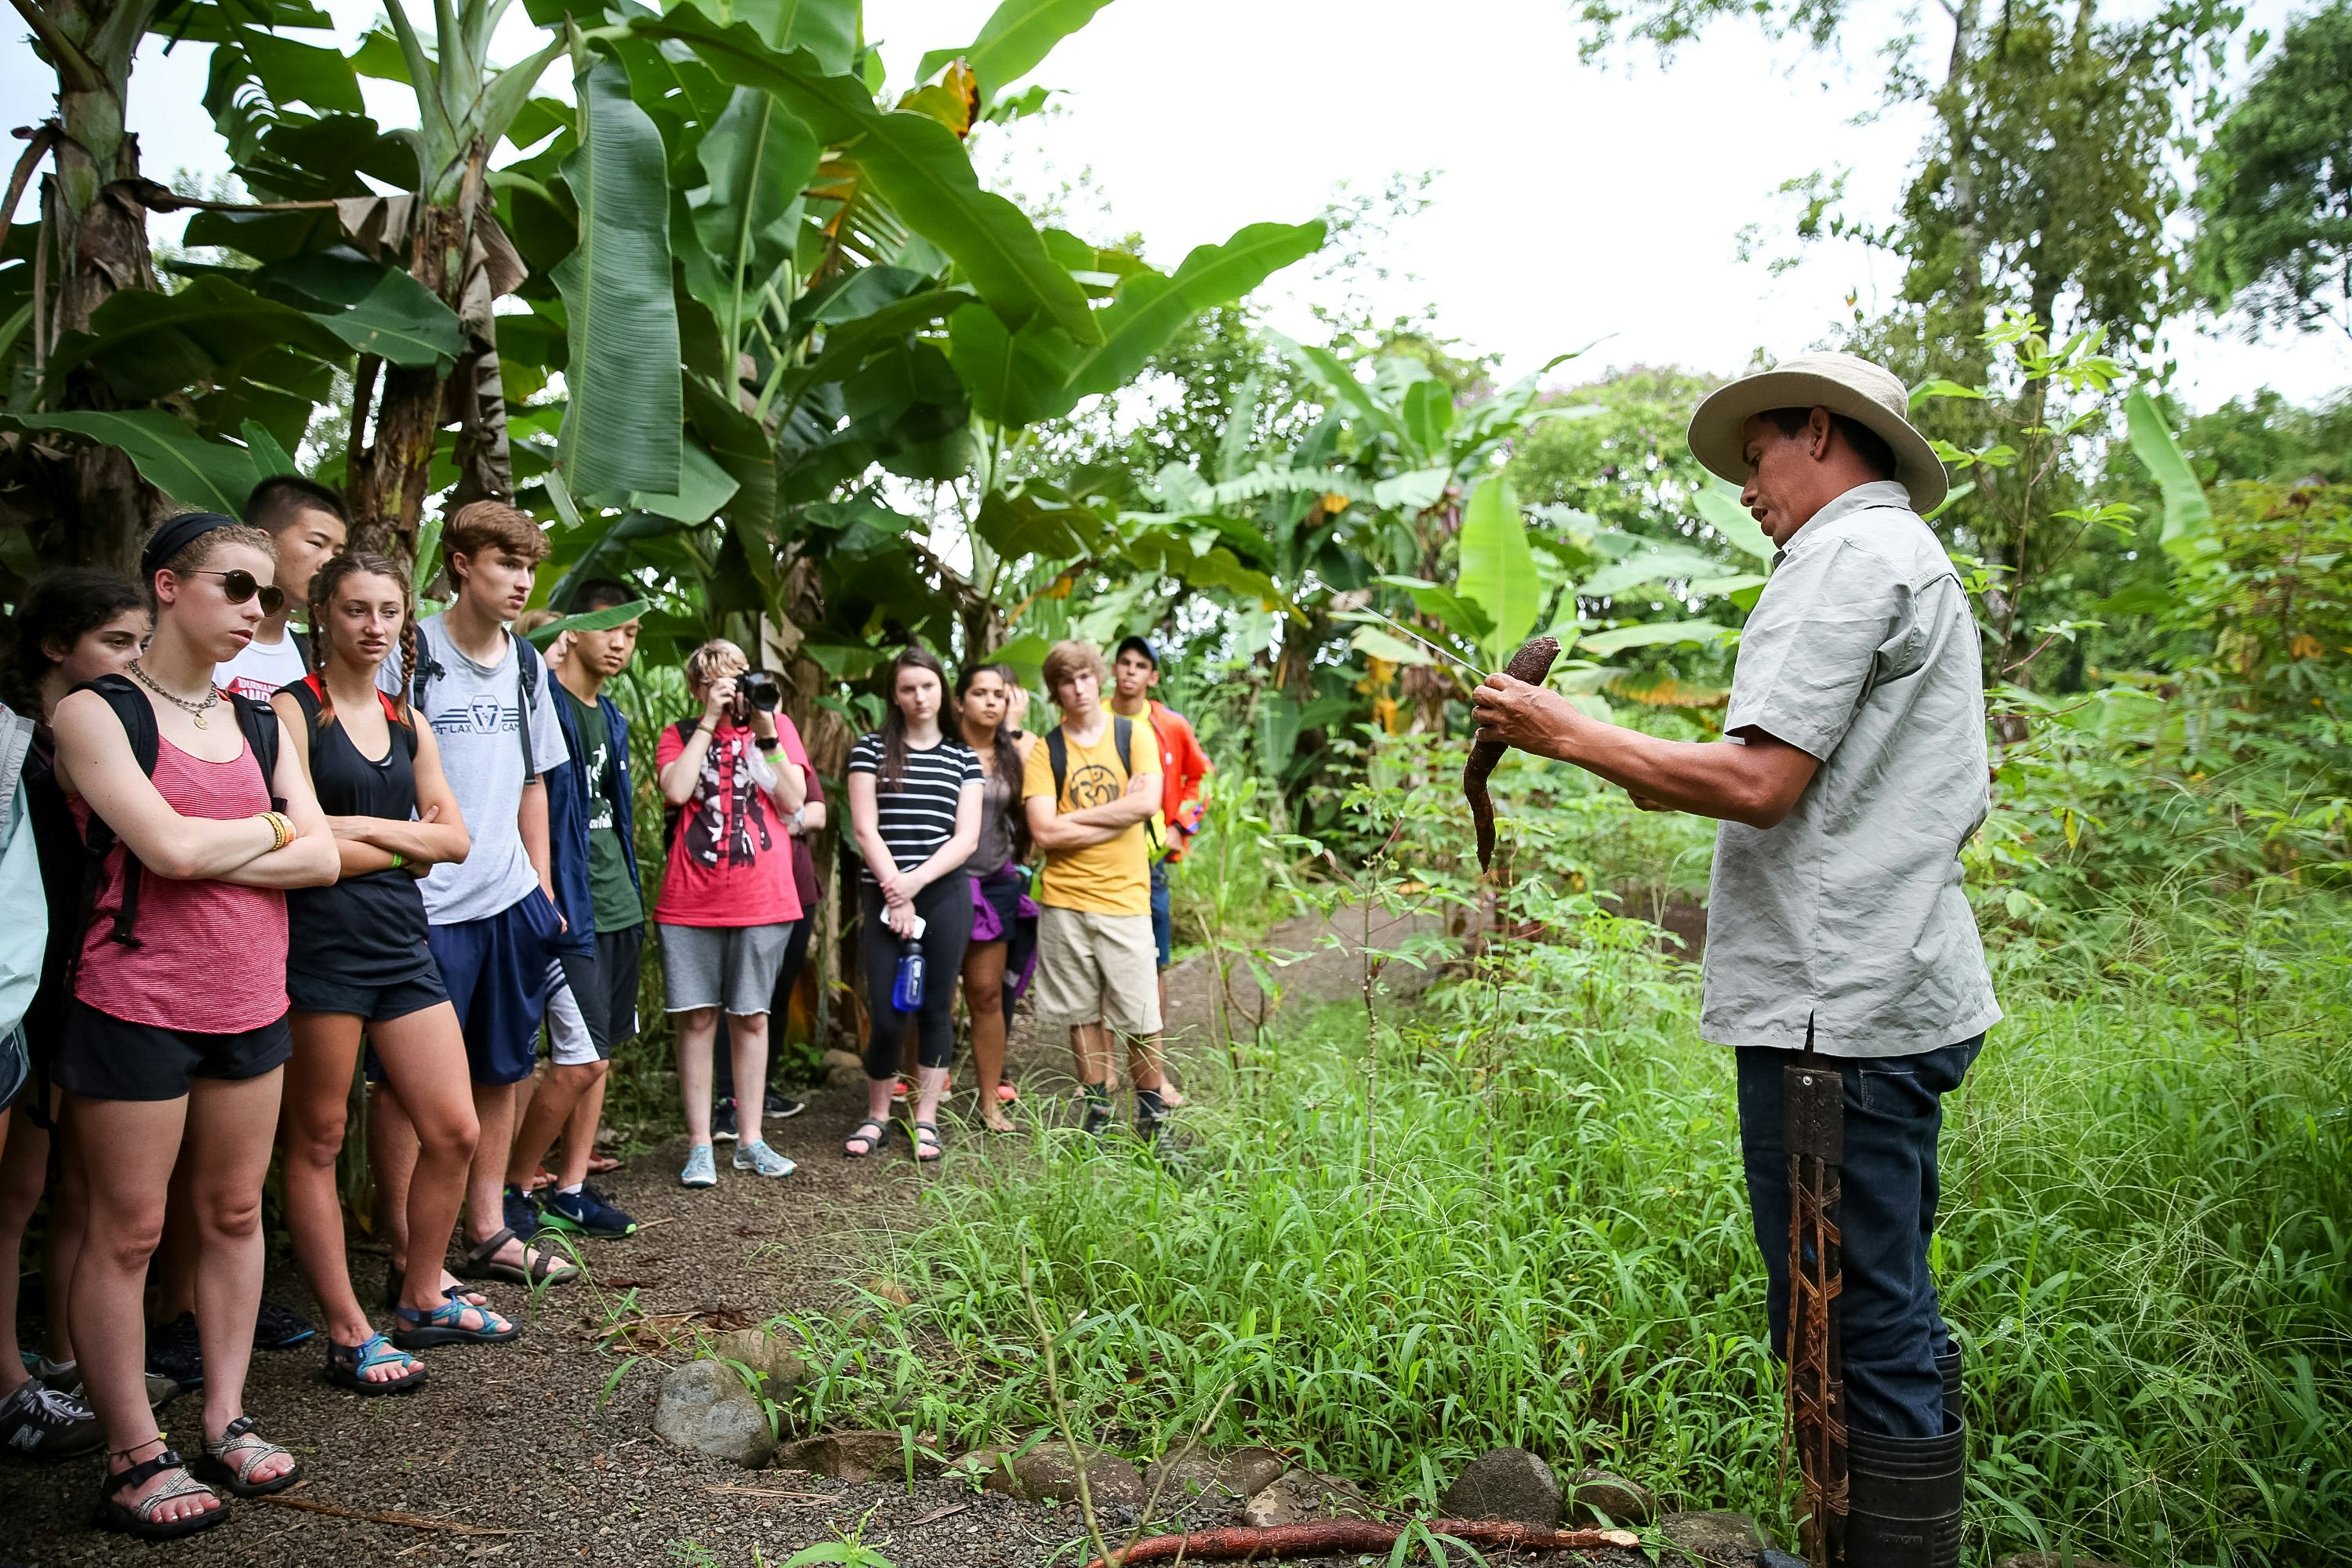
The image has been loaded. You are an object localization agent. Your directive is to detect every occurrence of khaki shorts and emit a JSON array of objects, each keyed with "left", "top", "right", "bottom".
[{"left": 1032, "top": 906, "right": 1163, "bottom": 1036}]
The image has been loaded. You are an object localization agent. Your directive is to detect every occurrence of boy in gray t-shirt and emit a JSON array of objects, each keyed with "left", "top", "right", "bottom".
[{"left": 385, "top": 503, "right": 577, "bottom": 1297}]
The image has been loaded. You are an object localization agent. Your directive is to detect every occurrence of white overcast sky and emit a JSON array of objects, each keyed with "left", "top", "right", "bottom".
[{"left": 7, "top": 0, "right": 2347, "bottom": 410}]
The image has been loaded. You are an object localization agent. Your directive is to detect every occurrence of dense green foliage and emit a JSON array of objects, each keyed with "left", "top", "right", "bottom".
[{"left": 778, "top": 750, "right": 2349, "bottom": 1564}]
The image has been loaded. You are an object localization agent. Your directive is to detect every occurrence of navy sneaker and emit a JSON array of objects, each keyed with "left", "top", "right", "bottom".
[
  {"left": 255, "top": 1298, "right": 315, "bottom": 1351},
  {"left": 503, "top": 1183, "right": 545, "bottom": 1240},
  {"left": 146, "top": 1312, "right": 203, "bottom": 1391},
  {"left": 711, "top": 1098, "right": 739, "bottom": 1142},
  {"left": 537, "top": 1184, "right": 639, "bottom": 1240},
  {"left": 763, "top": 1091, "right": 806, "bottom": 1120}
]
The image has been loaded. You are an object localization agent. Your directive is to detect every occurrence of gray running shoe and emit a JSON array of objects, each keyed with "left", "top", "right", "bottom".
[
  {"left": 0, "top": 1376, "right": 102, "bottom": 1459},
  {"left": 733, "top": 1139, "right": 797, "bottom": 1178},
  {"left": 31, "top": 1356, "right": 180, "bottom": 1409},
  {"left": 680, "top": 1142, "right": 718, "bottom": 1189}
]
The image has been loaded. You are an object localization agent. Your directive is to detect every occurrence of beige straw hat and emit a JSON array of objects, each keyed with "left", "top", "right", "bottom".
[{"left": 1685, "top": 351, "right": 1948, "bottom": 514}]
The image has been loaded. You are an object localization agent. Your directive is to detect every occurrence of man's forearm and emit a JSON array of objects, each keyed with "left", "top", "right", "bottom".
[{"left": 1543, "top": 714, "right": 1806, "bottom": 829}]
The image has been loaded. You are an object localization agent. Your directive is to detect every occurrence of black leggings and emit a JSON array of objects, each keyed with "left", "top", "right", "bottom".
[{"left": 861, "top": 877, "right": 972, "bottom": 1076}]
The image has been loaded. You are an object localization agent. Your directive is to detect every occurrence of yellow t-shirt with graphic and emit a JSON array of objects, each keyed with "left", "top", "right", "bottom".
[{"left": 1021, "top": 720, "right": 1152, "bottom": 916}]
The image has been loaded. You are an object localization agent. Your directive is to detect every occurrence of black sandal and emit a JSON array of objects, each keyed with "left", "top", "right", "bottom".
[
  {"left": 913, "top": 1120, "right": 943, "bottom": 1163},
  {"left": 387, "top": 1263, "right": 491, "bottom": 1313},
  {"left": 455, "top": 1226, "right": 578, "bottom": 1287},
  {"left": 325, "top": 1332, "right": 430, "bottom": 1395},
  {"left": 93, "top": 1444, "right": 227, "bottom": 1540},
  {"left": 192, "top": 1414, "right": 302, "bottom": 1497},
  {"left": 844, "top": 1119, "right": 887, "bottom": 1158}
]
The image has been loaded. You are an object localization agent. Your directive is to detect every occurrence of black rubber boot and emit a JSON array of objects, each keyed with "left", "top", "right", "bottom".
[
  {"left": 1936, "top": 1327, "right": 1964, "bottom": 1426},
  {"left": 1845, "top": 1418, "right": 1965, "bottom": 1568}
]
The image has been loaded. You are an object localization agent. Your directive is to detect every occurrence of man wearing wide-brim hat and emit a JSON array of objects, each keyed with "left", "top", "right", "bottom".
[{"left": 1472, "top": 352, "right": 1994, "bottom": 1567}]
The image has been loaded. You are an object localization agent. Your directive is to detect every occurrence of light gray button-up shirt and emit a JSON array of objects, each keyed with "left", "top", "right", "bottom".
[{"left": 1700, "top": 481, "right": 2000, "bottom": 1058}]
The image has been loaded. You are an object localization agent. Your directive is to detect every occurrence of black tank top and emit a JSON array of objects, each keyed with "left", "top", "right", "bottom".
[{"left": 285, "top": 677, "right": 437, "bottom": 989}]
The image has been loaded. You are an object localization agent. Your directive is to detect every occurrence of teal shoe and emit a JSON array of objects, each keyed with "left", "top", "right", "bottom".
[{"left": 681, "top": 1143, "right": 717, "bottom": 1189}]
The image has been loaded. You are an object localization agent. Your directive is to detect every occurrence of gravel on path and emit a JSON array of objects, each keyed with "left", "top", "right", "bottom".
[{"left": 8, "top": 904, "right": 1636, "bottom": 1568}]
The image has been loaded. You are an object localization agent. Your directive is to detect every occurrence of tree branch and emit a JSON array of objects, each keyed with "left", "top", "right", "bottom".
[
  {"left": 0, "top": 123, "right": 60, "bottom": 257},
  {"left": 9, "top": 0, "right": 101, "bottom": 92}
]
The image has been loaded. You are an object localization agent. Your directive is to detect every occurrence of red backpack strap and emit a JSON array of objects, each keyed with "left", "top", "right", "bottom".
[{"left": 375, "top": 688, "right": 403, "bottom": 724}]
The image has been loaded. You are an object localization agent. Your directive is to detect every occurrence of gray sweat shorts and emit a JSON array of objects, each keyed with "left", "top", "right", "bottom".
[{"left": 657, "top": 921, "right": 794, "bottom": 1017}]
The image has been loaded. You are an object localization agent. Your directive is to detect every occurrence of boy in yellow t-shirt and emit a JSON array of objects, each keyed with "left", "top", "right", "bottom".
[{"left": 1021, "top": 641, "right": 1165, "bottom": 1138}]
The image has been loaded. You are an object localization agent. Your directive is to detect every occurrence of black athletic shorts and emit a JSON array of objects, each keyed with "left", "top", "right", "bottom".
[
  {"left": 52, "top": 1001, "right": 292, "bottom": 1102},
  {"left": 287, "top": 967, "right": 448, "bottom": 1026},
  {"left": 550, "top": 924, "right": 644, "bottom": 1062}
]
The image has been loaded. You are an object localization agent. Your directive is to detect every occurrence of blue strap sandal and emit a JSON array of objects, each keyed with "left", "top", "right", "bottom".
[
  {"left": 392, "top": 1293, "right": 520, "bottom": 1350},
  {"left": 324, "top": 1332, "right": 430, "bottom": 1396}
]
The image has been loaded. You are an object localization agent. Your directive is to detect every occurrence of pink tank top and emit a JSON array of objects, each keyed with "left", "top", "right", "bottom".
[{"left": 73, "top": 735, "right": 290, "bottom": 1033}]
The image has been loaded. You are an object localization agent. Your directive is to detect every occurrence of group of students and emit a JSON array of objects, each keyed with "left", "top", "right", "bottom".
[{"left": 0, "top": 484, "right": 1210, "bottom": 1542}]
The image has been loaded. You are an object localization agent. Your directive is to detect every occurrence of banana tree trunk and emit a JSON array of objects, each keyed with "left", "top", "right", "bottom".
[
  {"left": 20, "top": 0, "right": 170, "bottom": 572},
  {"left": 348, "top": 147, "right": 497, "bottom": 568}
]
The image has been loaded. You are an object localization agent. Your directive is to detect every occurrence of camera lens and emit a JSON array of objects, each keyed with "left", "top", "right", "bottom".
[{"left": 742, "top": 671, "right": 782, "bottom": 711}]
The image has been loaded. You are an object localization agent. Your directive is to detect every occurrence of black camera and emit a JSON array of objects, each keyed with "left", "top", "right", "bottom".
[{"left": 733, "top": 670, "right": 782, "bottom": 720}]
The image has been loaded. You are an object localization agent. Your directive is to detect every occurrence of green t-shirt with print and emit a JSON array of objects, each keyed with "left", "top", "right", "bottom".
[{"left": 561, "top": 683, "right": 641, "bottom": 932}]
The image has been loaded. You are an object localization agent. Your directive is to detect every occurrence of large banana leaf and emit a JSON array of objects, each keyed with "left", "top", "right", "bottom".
[
  {"left": 946, "top": 301, "right": 1080, "bottom": 427},
  {"left": 1457, "top": 474, "right": 1539, "bottom": 666},
  {"left": 685, "top": 85, "right": 819, "bottom": 343},
  {"left": 1053, "top": 220, "right": 1323, "bottom": 411},
  {"left": 554, "top": 56, "right": 683, "bottom": 500},
  {"left": 916, "top": 0, "right": 1119, "bottom": 103},
  {"left": 10, "top": 411, "right": 260, "bottom": 514},
  {"left": 1692, "top": 482, "right": 1775, "bottom": 564},
  {"left": 44, "top": 276, "right": 354, "bottom": 401},
  {"left": 624, "top": 7, "right": 1098, "bottom": 343},
  {"left": 1577, "top": 619, "right": 1734, "bottom": 656},
  {"left": 735, "top": 0, "right": 858, "bottom": 70},
  {"left": 1582, "top": 542, "right": 1732, "bottom": 599},
  {"left": 2124, "top": 389, "right": 2215, "bottom": 565}
]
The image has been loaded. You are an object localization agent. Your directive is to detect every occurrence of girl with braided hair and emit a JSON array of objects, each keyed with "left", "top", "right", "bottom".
[{"left": 269, "top": 552, "right": 513, "bottom": 1401}]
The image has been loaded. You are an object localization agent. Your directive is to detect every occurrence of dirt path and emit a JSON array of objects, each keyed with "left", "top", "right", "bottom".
[{"left": 9, "top": 906, "right": 1616, "bottom": 1568}]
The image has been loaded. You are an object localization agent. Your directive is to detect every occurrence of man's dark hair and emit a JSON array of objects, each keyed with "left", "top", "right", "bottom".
[
  {"left": 1762, "top": 407, "right": 1897, "bottom": 481},
  {"left": 564, "top": 577, "right": 637, "bottom": 615},
  {"left": 243, "top": 474, "right": 350, "bottom": 534}
]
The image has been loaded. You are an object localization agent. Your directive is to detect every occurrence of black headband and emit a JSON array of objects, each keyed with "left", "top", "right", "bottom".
[{"left": 140, "top": 512, "right": 241, "bottom": 577}]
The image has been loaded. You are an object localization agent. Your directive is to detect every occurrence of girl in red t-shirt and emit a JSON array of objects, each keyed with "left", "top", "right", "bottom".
[{"left": 655, "top": 640, "right": 808, "bottom": 1188}]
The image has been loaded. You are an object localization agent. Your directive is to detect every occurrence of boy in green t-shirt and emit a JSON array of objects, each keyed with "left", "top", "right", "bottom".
[{"left": 1021, "top": 641, "right": 1165, "bottom": 1137}]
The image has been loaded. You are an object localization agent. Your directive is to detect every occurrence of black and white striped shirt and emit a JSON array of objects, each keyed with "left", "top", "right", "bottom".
[{"left": 847, "top": 731, "right": 982, "bottom": 884}]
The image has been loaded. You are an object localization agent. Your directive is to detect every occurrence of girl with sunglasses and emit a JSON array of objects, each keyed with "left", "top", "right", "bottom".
[
  {"left": 47, "top": 514, "right": 339, "bottom": 1539},
  {"left": 270, "top": 553, "right": 512, "bottom": 1403}
]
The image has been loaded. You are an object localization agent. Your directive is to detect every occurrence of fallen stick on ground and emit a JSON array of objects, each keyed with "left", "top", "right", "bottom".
[
  {"left": 700, "top": 1483, "right": 835, "bottom": 1505},
  {"left": 905, "top": 1501, "right": 977, "bottom": 1527},
  {"left": 251, "top": 1492, "right": 520, "bottom": 1535},
  {"left": 1085, "top": 1520, "right": 1641, "bottom": 1566}
]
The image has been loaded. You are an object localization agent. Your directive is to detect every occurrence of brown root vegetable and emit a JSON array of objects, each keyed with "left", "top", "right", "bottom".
[
  {"left": 1083, "top": 1519, "right": 1641, "bottom": 1566},
  {"left": 1466, "top": 635, "right": 1563, "bottom": 872}
]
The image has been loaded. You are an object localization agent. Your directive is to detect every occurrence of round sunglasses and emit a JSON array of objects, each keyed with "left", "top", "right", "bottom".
[{"left": 186, "top": 568, "right": 286, "bottom": 615}]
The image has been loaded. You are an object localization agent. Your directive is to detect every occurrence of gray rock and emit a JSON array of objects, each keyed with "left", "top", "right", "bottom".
[
  {"left": 822, "top": 1048, "right": 866, "bottom": 1087},
  {"left": 701, "top": 1329, "right": 812, "bottom": 1400},
  {"left": 1142, "top": 1446, "right": 1289, "bottom": 1516},
  {"left": 1759, "top": 1552, "right": 1809, "bottom": 1568},
  {"left": 1439, "top": 1446, "right": 1560, "bottom": 1529},
  {"left": 1002, "top": 1440, "right": 1146, "bottom": 1506},
  {"left": 652, "top": 1359, "right": 775, "bottom": 1468},
  {"left": 1661, "top": 1510, "right": 1769, "bottom": 1563},
  {"left": 1567, "top": 1467, "right": 1657, "bottom": 1527},
  {"left": 1241, "top": 1468, "right": 1373, "bottom": 1527},
  {"left": 1992, "top": 1557, "right": 2129, "bottom": 1568},
  {"left": 773, "top": 1428, "right": 931, "bottom": 1483}
]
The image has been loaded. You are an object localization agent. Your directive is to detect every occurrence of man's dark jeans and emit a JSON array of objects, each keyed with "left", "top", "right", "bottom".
[{"left": 1737, "top": 1035, "right": 1983, "bottom": 1440}]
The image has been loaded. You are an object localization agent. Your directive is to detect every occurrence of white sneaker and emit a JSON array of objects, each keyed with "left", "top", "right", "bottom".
[
  {"left": 680, "top": 1143, "right": 717, "bottom": 1189},
  {"left": 732, "top": 1139, "right": 796, "bottom": 1178}
]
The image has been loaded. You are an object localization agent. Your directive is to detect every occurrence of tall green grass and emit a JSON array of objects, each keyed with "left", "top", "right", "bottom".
[{"left": 785, "top": 877, "right": 2349, "bottom": 1566}]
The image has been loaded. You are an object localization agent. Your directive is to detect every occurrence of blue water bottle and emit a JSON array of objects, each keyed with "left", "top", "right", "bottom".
[{"left": 891, "top": 915, "right": 927, "bottom": 1011}]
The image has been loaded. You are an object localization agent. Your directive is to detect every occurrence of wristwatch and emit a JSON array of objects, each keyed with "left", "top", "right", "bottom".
[{"left": 756, "top": 734, "right": 782, "bottom": 753}]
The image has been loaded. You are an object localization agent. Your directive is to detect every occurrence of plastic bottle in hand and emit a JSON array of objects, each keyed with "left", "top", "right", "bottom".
[{"left": 891, "top": 914, "right": 928, "bottom": 1011}]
